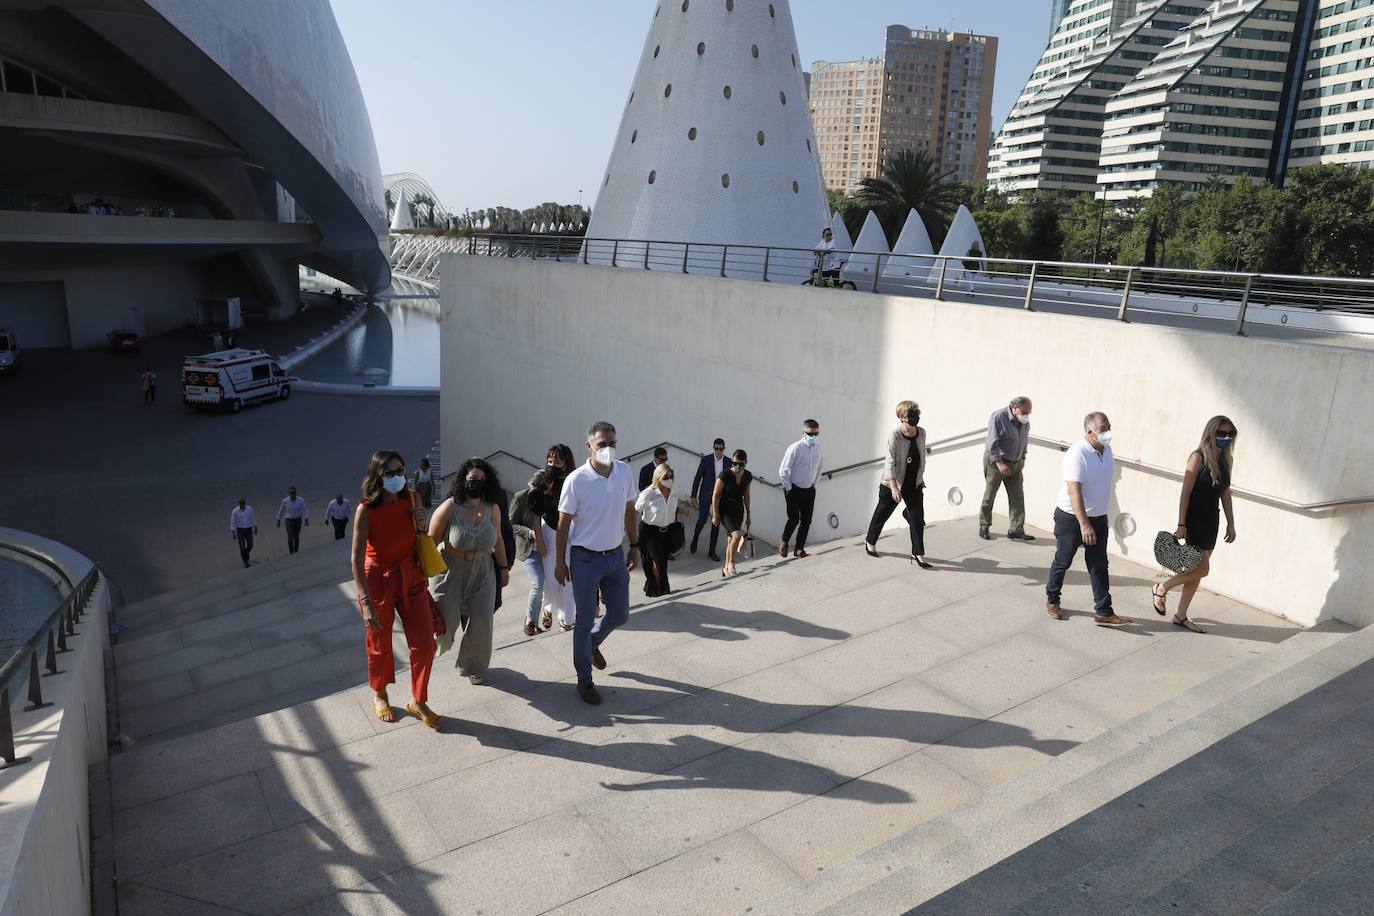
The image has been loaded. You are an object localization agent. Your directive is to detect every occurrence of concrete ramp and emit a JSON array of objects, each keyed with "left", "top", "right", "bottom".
[{"left": 106, "top": 519, "right": 1324, "bottom": 914}]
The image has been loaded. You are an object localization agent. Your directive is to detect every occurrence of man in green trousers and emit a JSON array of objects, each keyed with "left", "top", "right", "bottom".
[{"left": 980, "top": 396, "right": 1034, "bottom": 541}]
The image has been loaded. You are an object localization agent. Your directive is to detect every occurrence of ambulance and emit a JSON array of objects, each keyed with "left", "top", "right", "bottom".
[{"left": 181, "top": 348, "right": 296, "bottom": 412}]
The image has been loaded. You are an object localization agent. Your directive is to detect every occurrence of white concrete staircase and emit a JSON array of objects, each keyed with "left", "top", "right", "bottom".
[{"left": 750, "top": 619, "right": 1374, "bottom": 915}]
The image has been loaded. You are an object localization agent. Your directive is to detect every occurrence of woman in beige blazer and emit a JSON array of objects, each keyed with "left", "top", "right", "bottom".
[{"left": 864, "top": 399, "right": 933, "bottom": 568}]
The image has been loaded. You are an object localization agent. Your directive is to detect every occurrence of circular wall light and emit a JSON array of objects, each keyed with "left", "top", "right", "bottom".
[
  {"left": 828, "top": 513, "right": 839, "bottom": 530},
  {"left": 947, "top": 487, "right": 963, "bottom": 507},
  {"left": 1116, "top": 513, "right": 1137, "bottom": 537}
]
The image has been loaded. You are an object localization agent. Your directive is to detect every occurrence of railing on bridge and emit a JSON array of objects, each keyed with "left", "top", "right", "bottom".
[
  {"left": 0, "top": 551, "right": 99, "bottom": 770},
  {"left": 389, "top": 232, "right": 1374, "bottom": 337}
]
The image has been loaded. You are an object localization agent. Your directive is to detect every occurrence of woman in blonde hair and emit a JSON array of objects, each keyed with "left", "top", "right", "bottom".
[
  {"left": 1152, "top": 416, "right": 1238, "bottom": 632},
  {"left": 864, "top": 399, "right": 933, "bottom": 568}
]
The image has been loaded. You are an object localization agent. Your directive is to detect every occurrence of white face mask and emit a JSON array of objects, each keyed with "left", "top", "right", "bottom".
[
  {"left": 594, "top": 445, "right": 616, "bottom": 466},
  {"left": 1096, "top": 430, "right": 1113, "bottom": 446},
  {"left": 1016, "top": 413, "right": 1030, "bottom": 425},
  {"left": 381, "top": 475, "right": 406, "bottom": 493},
  {"left": 662, "top": 479, "right": 675, "bottom": 491}
]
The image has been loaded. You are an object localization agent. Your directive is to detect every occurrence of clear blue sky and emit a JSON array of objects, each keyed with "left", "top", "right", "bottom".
[{"left": 330, "top": 0, "right": 1051, "bottom": 214}]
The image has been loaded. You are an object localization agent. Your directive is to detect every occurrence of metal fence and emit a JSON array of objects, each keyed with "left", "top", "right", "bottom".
[
  {"left": 397, "top": 232, "right": 1374, "bottom": 337},
  {"left": 0, "top": 556, "right": 99, "bottom": 770}
]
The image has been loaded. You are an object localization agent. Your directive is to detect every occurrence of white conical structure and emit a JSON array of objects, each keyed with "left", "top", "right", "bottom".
[
  {"left": 584, "top": 0, "right": 826, "bottom": 276},
  {"left": 829, "top": 210, "right": 853, "bottom": 252},
  {"left": 389, "top": 189, "right": 413, "bottom": 231},
  {"left": 937, "top": 205, "right": 988, "bottom": 288},
  {"left": 842, "top": 211, "right": 888, "bottom": 284},
  {"left": 882, "top": 209, "right": 935, "bottom": 282}
]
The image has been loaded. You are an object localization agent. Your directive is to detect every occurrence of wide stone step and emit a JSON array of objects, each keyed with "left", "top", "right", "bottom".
[
  {"left": 1256, "top": 830, "right": 1374, "bottom": 915},
  {"left": 749, "top": 621, "right": 1364, "bottom": 915}
]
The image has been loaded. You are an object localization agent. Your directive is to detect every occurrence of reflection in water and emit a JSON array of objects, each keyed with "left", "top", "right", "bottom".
[
  {"left": 0, "top": 558, "right": 63, "bottom": 672},
  {"left": 295, "top": 278, "right": 439, "bottom": 387}
]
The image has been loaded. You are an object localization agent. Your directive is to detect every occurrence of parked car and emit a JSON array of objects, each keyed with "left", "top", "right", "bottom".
[
  {"left": 109, "top": 329, "right": 142, "bottom": 353},
  {"left": 0, "top": 328, "right": 20, "bottom": 375},
  {"left": 182, "top": 348, "right": 295, "bottom": 413}
]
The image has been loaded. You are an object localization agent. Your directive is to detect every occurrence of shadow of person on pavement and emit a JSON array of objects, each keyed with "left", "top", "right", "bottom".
[{"left": 627, "top": 599, "right": 851, "bottom": 643}]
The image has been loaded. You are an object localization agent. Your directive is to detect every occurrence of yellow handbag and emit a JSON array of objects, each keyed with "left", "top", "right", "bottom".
[{"left": 412, "top": 491, "right": 448, "bottom": 577}]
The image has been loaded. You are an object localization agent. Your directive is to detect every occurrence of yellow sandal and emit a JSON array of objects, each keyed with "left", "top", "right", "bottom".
[
  {"left": 406, "top": 702, "right": 441, "bottom": 731},
  {"left": 373, "top": 697, "right": 397, "bottom": 723}
]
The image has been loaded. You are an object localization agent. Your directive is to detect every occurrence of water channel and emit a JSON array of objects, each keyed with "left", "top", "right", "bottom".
[{"left": 295, "top": 277, "right": 440, "bottom": 387}]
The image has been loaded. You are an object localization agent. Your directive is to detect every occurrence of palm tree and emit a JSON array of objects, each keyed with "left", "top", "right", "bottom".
[{"left": 855, "top": 149, "right": 960, "bottom": 245}]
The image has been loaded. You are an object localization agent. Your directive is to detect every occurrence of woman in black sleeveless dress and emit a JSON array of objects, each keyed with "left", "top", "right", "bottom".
[
  {"left": 710, "top": 449, "right": 753, "bottom": 578},
  {"left": 1152, "top": 416, "right": 1237, "bottom": 632}
]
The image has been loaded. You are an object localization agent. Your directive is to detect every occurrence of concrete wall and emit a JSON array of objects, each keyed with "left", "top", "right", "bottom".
[
  {"left": 441, "top": 257, "right": 1374, "bottom": 628},
  {"left": 0, "top": 530, "right": 110, "bottom": 916}
]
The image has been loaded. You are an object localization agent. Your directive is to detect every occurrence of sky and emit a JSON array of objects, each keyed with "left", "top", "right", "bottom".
[{"left": 330, "top": 0, "right": 1053, "bottom": 215}]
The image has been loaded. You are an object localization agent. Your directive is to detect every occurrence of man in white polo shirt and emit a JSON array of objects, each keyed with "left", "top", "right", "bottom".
[
  {"left": 555, "top": 420, "right": 640, "bottom": 705},
  {"left": 1045, "top": 412, "right": 1132, "bottom": 627}
]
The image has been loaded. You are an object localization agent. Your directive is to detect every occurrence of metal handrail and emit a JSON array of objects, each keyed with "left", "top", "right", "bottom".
[
  {"left": 0, "top": 554, "right": 99, "bottom": 770},
  {"left": 431, "top": 232, "right": 1374, "bottom": 334}
]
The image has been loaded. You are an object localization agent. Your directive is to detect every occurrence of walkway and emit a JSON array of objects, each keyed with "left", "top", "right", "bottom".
[{"left": 104, "top": 518, "right": 1305, "bottom": 914}]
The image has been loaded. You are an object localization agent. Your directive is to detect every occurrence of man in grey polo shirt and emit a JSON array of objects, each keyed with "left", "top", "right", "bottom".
[
  {"left": 555, "top": 420, "right": 640, "bottom": 705},
  {"left": 1045, "top": 412, "right": 1132, "bottom": 628},
  {"left": 980, "top": 396, "right": 1034, "bottom": 541}
]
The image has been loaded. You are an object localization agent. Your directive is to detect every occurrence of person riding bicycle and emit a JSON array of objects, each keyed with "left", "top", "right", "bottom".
[{"left": 814, "top": 227, "right": 843, "bottom": 282}]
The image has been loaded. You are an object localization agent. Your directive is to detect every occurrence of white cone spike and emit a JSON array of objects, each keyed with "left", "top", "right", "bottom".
[
  {"left": 882, "top": 208, "right": 935, "bottom": 281},
  {"left": 829, "top": 210, "right": 853, "bottom": 252},
  {"left": 584, "top": 0, "right": 826, "bottom": 276},
  {"left": 389, "top": 189, "right": 413, "bottom": 231},
  {"left": 937, "top": 205, "right": 987, "bottom": 289},
  {"left": 843, "top": 211, "right": 888, "bottom": 282}
]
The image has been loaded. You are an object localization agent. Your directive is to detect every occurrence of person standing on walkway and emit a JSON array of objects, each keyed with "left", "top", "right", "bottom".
[
  {"left": 535, "top": 444, "right": 577, "bottom": 631},
  {"left": 980, "top": 397, "right": 1034, "bottom": 541},
  {"left": 512, "top": 472, "right": 547, "bottom": 637},
  {"left": 779, "top": 419, "right": 824, "bottom": 558},
  {"left": 414, "top": 458, "right": 434, "bottom": 509},
  {"left": 639, "top": 447, "right": 668, "bottom": 491},
  {"left": 864, "top": 401, "right": 933, "bottom": 568},
  {"left": 351, "top": 450, "right": 438, "bottom": 728},
  {"left": 636, "top": 463, "right": 683, "bottom": 597},
  {"left": 276, "top": 486, "right": 309, "bottom": 554},
  {"left": 230, "top": 498, "right": 257, "bottom": 568},
  {"left": 690, "top": 438, "right": 727, "bottom": 560},
  {"left": 429, "top": 458, "right": 509, "bottom": 685},
  {"left": 141, "top": 367, "right": 156, "bottom": 404},
  {"left": 1045, "top": 412, "right": 1132, "bottom": 628},
  {"left": 325, "top": 493, "right": 352, "bottom": 540},
  {"left": 711, "top": 449, "right": 753, "bottom": 578},
  {"left": 1152, "top": 416, "right": 1238, "bottom": 634},
  {"left": 554, "top": 421, "right": 639, "bottom": 705}
]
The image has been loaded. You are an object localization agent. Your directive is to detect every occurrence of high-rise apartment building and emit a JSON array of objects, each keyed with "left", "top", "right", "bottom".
[
  {"left": 992, "top": 0, "right": 1374, "bottom": 199},
  {"left": 808, "top": 26, "right": 998, "bottom": 192},
  {"left": 808, "top": 58, "right": 886, "bottom": 193},
  {"left": 1049, "top": 0, "right": 1071, "bottom": 36}
]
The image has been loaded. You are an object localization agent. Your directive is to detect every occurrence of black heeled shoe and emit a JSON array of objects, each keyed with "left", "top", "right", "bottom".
[
  {"left": 910, "top": 555, "right": 934, "bottom": 570},
  {"left": 864, "top": 543, "right": 879, "bottom": 558}
]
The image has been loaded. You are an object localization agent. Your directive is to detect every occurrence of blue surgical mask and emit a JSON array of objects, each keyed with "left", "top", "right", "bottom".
[
  {"left": 1216, "top": 436, "right": 1233, "bottom": 449},
  {"left": 805, "top": 434, "right": 818, "bottom": 446},
  {"left": 381, "top": 475, "right": 406, "bottom": 493}
]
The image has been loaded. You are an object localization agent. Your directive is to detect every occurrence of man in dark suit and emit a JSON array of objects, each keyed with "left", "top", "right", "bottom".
[
  {"left": 639, "top": 446, "right": 668, "bottom": 491},
  {"left": 690, "top": 438, "right": 727, "bottom": 561}
]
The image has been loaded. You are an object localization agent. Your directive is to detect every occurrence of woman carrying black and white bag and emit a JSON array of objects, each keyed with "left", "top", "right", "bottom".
[{"left": 1150, "top": 416, "right": 1239, "bottom": 633}]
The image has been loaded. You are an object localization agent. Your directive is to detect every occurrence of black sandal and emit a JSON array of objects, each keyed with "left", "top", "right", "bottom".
[
  {"left": 1151, "top": 584, "right": 1168, "bottom": 616},
  {"left": 1172, "top": 615, "right": 1205, "bottom": 634}
]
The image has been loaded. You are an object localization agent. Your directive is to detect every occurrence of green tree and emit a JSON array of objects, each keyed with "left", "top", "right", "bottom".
[
  {"left": 854, "top": 149, "right": 960, "bottom": 246},
  {"left": 1283, "top": 164, "right": 1374, "bottom": 276}
]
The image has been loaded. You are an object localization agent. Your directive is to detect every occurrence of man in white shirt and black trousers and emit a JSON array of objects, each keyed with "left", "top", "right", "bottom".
[
  {"left": 230, "top": 498, "right": 257, "bottom": 568},
  {"left": 276, "top": 486, "right": 309, "bottom": 554},
  {"left": 324, "top": 493, "right": 352, "bottom": 540},
  {"left": 555, "top": 420, "right": 640, "bottom": 705},
  {"left": 1045, "top": 412, "right": 1132, "bottom": 628},
  {"left": 779, "top": 419, "right": 824, "bottom": 558}
]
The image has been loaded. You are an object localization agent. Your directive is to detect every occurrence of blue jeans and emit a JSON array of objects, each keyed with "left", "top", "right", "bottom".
[
  {"left": 570, "top": 547, "right": 630, "bottom": 683},
  {"left": 1046, "top": 509, "right": 1112, "bottom": 616},
  {"left": 523, "top": 554, "right": 545, "bottom": 623}
]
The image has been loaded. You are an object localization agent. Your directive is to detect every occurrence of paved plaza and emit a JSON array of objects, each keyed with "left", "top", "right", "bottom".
[
  {"left": 101, "top": 518, "right": 1304, "bottom": 915},
  {"left": 2, "top": 311, "right": 437, "bottom": 603}
]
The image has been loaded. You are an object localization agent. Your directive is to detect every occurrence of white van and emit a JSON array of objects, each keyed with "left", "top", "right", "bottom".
[
  {"left": 181, "top": 348, "right": 295, "bottom": 412},
  {"left": 0, "top": 328, "right": 19, "bottom": 375}
]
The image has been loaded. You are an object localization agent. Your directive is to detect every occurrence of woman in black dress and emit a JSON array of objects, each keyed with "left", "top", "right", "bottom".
[
  {"left": 864, "top": 399, "right": 933, "bottom": 568},
  {"left": 1152, "top": 416, "right": 1237, "bottom": 633},
  {"left": 711, "top": 449, "right": 753, "bottom": 578}
]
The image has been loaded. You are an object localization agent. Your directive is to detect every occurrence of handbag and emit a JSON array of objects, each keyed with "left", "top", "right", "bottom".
[
  {"left": 667, "top": 521, "right": 685, "bottom": 555},
  {"left": 741, "top": 524, "right": 755, "bottom": 560},
  {"left": 1153, "top": 530, "right": 1203, "bottom": 574},
  {"left": 412, "top": 491, "right": 448, "bottom": 578}
]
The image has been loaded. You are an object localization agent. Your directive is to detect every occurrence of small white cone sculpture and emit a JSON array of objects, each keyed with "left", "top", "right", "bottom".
[
  {"left": 937, "top": 205, "right": 988, "bottom": 290},
  {"left": 882, "top": 208, "right": 935, "bottom": 283},
  {"left": 843, "top": 211, "right": 889, "bottom": 285},
  {"left": 830, "top": 210, "right": 853, "bottom": 252},
  {"left": 389, "top": 189, "right": 413, "bottom": 231}
]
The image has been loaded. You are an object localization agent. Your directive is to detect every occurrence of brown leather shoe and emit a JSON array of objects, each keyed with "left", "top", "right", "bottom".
[
  {"left": 793, "top": 548, "right": 808, "bottom": 559},
  {"left": 1046, "top": 601, "right": 1063, "bottom": 620},
  {"left": 1095, "top": 614, "right": 1133, "bottom": 628},
  {"left": 778, "top": 540, "right": 789, "bottom": 557}
]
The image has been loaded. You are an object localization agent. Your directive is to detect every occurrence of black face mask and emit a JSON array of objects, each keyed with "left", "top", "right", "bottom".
[
  {"left": 906, "top": 410, "right": 920, "bottom": 426},
  {"left": 464, "top": 479, "right": 485, "bottom": 499}
]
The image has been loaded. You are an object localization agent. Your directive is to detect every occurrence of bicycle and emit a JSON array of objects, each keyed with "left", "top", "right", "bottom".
[{"left": 801, "top": 252, "right": 857, "bottom": 290}]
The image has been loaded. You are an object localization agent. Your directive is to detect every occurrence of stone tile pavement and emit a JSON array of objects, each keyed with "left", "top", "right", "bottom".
[{"left": 105, "top": 518, "right": 1301, "bottom": 915}]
